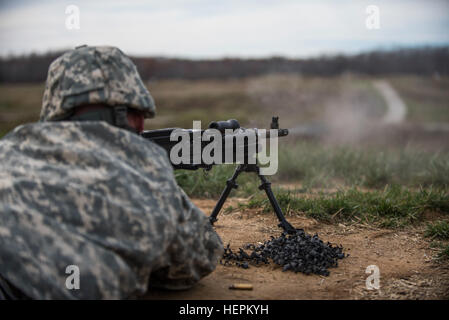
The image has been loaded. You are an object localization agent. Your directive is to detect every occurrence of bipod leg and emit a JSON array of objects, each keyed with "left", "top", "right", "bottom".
[
  {"left": 209, "top": 164, "right": 244, "bottom": 225},
  {"left": 256, "top": 170, "right": 296, "bottom": 234}
]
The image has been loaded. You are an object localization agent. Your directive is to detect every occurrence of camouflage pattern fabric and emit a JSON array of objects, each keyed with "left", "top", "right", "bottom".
[
  {"left": 0, "top": 121, "right": 223, "bottom": 299},
  {"left": 40, "top": 46, "right": 156, "bottom": 121}
]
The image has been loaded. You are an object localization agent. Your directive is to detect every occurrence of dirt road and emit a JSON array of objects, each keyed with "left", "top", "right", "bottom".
[
  {"left": 372, "top": 80, "right": 407, "bottom": 124},
  {"left": 145, "top": 199, "right": 449, "bottom": 300}
]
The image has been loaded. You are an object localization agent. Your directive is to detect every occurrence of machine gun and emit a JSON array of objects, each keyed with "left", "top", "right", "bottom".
[{"left": 141, "top": 117, "right": 295, "bottom": 233}]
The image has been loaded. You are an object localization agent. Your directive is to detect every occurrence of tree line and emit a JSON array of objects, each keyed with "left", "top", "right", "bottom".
[{"left": 0, "top": 46, "right": 448, "bottom": 83}]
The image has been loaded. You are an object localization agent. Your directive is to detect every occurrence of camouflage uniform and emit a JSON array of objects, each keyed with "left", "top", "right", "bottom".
[{"left": 0, "top": 46, "right": 223, "bottom": 299}]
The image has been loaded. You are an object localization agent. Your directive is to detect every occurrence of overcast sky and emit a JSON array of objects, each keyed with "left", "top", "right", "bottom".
[{"left": 0, "top": 0, "right": 448, "bottom": 58}]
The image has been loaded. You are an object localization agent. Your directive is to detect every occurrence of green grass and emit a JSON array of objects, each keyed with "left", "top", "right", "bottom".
[
  {"left": 277, "top": 142, "right": 449, "bottom": 189},
  {"left": 176, "top": 142, "right": 449, "bottom": 197},
  {"left": 425, "top": 221, "right": 449, "bottom": 240},
  {"left": 175, "top": 164, "right": 259, "bottom": 198},
  {"left": 175, "top": 156, "right": 449, "bottom": 228},
  {"left": 244, "top": 186, "right": 449, "bottom": 228}
]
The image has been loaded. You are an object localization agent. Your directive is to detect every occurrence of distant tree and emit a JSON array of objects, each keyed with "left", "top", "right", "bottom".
[{"left": 1, "top": 47, "right": 448, "bottom": 83}]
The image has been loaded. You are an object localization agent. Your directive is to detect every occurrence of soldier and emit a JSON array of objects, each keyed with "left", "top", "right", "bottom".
[{"left": 0, "top": 45, "right": 223, "bottom": 299}]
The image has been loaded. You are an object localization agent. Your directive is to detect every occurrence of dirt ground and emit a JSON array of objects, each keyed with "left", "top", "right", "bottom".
[{"left": 145, "top": 198, "right": 449, "bottom": 300}]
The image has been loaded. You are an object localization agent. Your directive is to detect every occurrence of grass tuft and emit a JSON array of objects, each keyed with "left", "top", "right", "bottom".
[
  {"left": 425, "top": 220, "right": 449, "bottom": 240},
  {"left": 244, "top": 186, "right": 449, "bottom": 228},
  {"left": 437, "top": 244, "right": 449, "bottom": 260}
]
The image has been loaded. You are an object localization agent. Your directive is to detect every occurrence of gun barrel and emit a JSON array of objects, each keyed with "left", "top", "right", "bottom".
[
  {"left": 262, "top": 128, "right": 288, "bottom": 138},
  {"left": 141, "top": 118, "right": 288, "bottom": 170}
]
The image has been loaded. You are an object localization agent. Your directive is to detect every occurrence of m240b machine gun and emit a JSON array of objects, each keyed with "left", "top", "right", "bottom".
[{"left": 141, "top": 117, "right": 295, "bottom": 233}]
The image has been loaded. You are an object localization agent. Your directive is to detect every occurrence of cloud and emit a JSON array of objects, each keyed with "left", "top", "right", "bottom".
[{"left": 0, "top": 0, "right": 448, "bottom": 57}]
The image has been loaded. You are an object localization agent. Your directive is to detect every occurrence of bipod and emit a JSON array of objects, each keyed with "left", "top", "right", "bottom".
[{"left": 209, "top": 163, "right": 296, "bottom": 234}]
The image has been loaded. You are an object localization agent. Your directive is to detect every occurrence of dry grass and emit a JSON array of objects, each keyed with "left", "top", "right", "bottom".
[
  {"left": 388, "top": 75, "right": 449, "bottom": 123},
  {"left": 2, "top": 74, "right": 448, "bottom": 134}
]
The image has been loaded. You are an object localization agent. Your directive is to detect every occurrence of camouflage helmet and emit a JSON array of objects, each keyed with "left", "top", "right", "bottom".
[{"left": 40, "top": 45, "right": 156, "bottom": 121}]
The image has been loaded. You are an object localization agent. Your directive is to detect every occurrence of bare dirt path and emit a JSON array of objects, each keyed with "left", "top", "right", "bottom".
[
  {"left": 372, "top": 80, "right": 407, "bottom": 124},
  {"left": 145, "top": 199, "right": 449, "bottom": 300}
]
